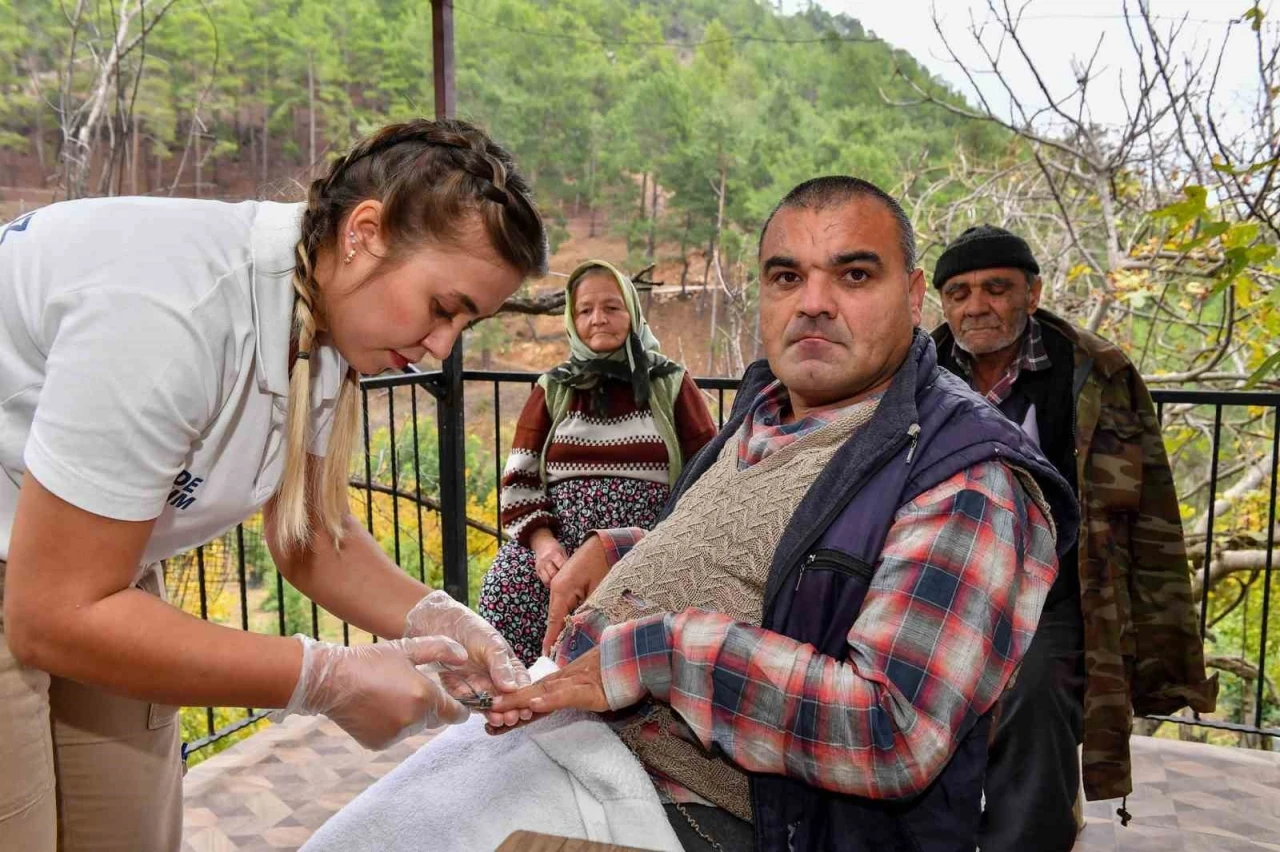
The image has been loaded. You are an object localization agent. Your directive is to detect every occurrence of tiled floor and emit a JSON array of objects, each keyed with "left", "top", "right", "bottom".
[{"left": 181, "top": 719, "right": 1280, "bottom": 852}]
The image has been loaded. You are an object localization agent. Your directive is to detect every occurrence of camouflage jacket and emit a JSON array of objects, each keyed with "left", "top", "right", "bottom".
[{"left": 935, "top": 309, "right": 1218, "bottom": 800}]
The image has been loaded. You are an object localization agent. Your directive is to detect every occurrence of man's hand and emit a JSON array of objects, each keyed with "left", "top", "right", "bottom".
[
  {"left": 542, "top": 534, "right": 613, "bottom": 657},
  {"left": 489, "top": 647, "right": 611, "bottom": 722},
  {"left": 530, "top": 528, "right": 568, "bottom": 586}
]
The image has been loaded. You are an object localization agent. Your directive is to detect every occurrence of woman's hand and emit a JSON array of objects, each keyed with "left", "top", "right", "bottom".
[
  {"left": 530, "top": 527, "right": 568, "bottom": 586},
  {"left": 276, "top": 635, "right": 472, "bottom": 749},
  {"left": 542, "top": 534, "right": 612, "bottom": 657},
  {"left": 404, "top": 591, "right": 533, "bottom": 729}
]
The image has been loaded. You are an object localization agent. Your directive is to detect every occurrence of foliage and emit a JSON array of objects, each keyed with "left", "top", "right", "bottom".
[{"left": 1, "top": 0, "right": 1000, "bottom": 233}]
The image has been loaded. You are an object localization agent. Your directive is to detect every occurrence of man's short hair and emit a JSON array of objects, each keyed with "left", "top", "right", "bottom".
[{"left": 758, "top": 176, "right": 917, "bottom": 271}]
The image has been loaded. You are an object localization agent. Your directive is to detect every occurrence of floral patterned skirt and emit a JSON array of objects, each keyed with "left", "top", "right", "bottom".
[{"left": 479, "top": 476, "right": 670, "bottom": 665}]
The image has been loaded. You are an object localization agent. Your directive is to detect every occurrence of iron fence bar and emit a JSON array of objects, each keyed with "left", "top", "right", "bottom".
[
  {"left": 388, "top": 388, "right": 402, "bottom": 568},
  {"left": 361, "top": 385, "right": 375, "bottom": 535},
  {"left": 411, "top": 385, "right": 426, "bottom": 583},
  {"left": 1142, "top": 713, "right": 1280, "bottom": 738},
  {"left": 361, "top": 370, "right": 441, "bottom": 390},
  {"left": 1256, "top": 407, "right": 1280, "bottom": 728},
  {"left": 274, "top": 557, "right": 286, "bottom": 637},
  {"left": 196, "top": 547, "right": 215, "bottom": 738},
  {"left": 236, "top": 524, "right": 253, "bottom": 716},
  {"left": 1147, "top": 389, "right": 1280, "bottom": 407},
  {"left": 1200, "top": 405, "right": 1224, "bottom": 641},
  {"left": 435, "top": 369, "right": 743, "bottom": 390},
  {"left": 494, "top": 381, "right": 503, "bottom": 547},
  {"left": 184, "top": 711, "right": 271, "bottom": 755},
  {"left": 362, "top": 374, "right": 1280, "bottom": 406},
  {"left": 361, "top": 384, "right": 378, "bottom": 643},
  {"left": 437, "top": 348, "right": 468, "bottom": 604},
  {"left": 236, "top": 526, "right": 249, "bottom": 633}
]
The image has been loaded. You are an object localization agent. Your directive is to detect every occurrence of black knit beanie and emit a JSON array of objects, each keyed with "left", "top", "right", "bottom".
[{"left": 932, "top": 225, "right": 1040, "bottom": 289}]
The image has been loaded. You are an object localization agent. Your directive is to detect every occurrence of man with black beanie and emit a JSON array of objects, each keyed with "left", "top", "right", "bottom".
[
  {"left": 931, "top": 223, "right": 1208, "bottom": 849},
  {"left": 932, "top": 225, "right": 1216, "bottom": 852}
]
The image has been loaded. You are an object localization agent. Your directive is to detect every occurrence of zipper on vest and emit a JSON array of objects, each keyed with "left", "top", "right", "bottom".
[
  {"left": 795, "top": 549, "right": 875, "bottom": 592},
  {"left": 794, "top": 552, "right": 817, "bottom": 592},
  {"left": 765, "top": 427, "right": 914, "bottom": 621},
  {"left": 905, "top": 423, "right": 921, "bottom": 464}
]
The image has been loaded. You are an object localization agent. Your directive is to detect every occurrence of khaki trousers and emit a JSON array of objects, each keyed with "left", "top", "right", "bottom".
[{"left": 0, "top": 561, "right": 183, "bottom": 852}]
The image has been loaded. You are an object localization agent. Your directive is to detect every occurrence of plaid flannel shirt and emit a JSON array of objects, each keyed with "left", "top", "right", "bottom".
[{"left": 571, "top": 379, "right": 1059, "bottom": 801}]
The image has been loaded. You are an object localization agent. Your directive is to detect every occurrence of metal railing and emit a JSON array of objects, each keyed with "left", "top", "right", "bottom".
[{"left": 176, "top": 371, "right": 1280, "bottom": 755}]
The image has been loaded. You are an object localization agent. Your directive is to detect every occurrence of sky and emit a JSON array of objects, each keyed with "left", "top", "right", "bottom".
[{"left": 803, "top": 0, "right": 1274, "bottom": 135}]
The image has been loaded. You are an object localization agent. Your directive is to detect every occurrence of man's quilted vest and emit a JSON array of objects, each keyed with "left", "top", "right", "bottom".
[{"left": 661, "top": 331, "right": 1080, "bottom": 851}]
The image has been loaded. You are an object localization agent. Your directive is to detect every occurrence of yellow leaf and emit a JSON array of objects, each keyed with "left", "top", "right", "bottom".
[{"left": 1236, "top": 275, "right": 1256, "bottom": 308}]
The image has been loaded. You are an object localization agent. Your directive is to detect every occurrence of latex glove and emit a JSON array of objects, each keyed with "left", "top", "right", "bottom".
[
  {"left": 272, "top": 634, "right": 470, "bottom": 750},
  {"left": 404, "top": 590, "right": 533, "bottom": 728}
]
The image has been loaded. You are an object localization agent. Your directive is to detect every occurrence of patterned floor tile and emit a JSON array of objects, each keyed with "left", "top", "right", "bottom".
[{"left": 181, "top": 722, "right": 1280, "bottom": 852}]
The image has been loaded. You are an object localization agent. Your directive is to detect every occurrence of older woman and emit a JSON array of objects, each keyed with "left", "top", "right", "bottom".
[{"left": 479, "top": 260, "right": 715, "bottom": 664}]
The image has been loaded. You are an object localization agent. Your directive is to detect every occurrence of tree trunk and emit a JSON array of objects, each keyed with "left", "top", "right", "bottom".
[
  {"left": 130, "top": 110, "right": 140, "bottom": 194},
  {"left": 679, "top": 212, "right": 691, "bottom": 295},
  {"left": 64, "top": 0, "right": 137, "bottom": 199},
  {"left": 753, "top": 280, "right": 763, "bottom": 360},
  {"left": 648, "top": 175, "right": 659, "bottom": 259},
  {"left": 261, "top": 66, "right": 270, "bottom": 187},
  {"left": 586, "top": 146, "right": 598, "bottom": 237},
  {"left": 639, "top": 172, "right": 648, "bottom": 219},
  {"left": 1088, "top": 171, "right": 1122, "bottom": 332},
  {"left": 699, "top": 232, "right": 715, "bottom": 316},
  {"left": 194, "top": 125, "right": 202, "bottom": 198},
  {"left": 706, "top": 163, "right": 727, "bottom": 375},
  {"left": 307, "top": 52, "right": 317, "bottom": 176},
  {"left": 32, "top": 66, "right": 46, "bottom": 173}
]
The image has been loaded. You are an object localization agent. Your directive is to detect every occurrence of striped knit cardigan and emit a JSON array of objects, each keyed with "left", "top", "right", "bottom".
[{"left": 500, "top": 374, "right": 717, "bottom": 546}]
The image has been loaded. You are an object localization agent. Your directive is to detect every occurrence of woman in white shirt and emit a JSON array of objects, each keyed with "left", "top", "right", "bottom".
[{"left": 0, "top": 118, "right": 547, "bottom": 852}]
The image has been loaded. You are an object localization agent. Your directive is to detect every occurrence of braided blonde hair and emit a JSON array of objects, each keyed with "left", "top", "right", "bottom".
[{"left": 275, "top": 119, "right": 548, "bottom": 552}]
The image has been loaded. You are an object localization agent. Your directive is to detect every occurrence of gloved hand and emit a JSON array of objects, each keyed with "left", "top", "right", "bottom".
[
  {"left": 404, "top": 590, "right": 533, "bottom": 728},
  {"left": 272, "top": 634, "right": 471, "bottom": 750}
]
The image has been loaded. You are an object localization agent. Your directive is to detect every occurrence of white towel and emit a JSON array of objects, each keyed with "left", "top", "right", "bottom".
[{"left": 300, "top": 658, "right": 683, "bottom": 852}]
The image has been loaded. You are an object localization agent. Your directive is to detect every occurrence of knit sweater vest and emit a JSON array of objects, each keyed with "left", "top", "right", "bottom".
[{"left": 579, "top": 397, "right": 880, "bottom": 821}]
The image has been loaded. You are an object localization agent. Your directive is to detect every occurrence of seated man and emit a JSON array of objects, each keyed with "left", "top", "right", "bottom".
[
  {"left": 493, "top": 176, "right": 1080, "bottom": 852},
  {"left": 930, "top": 225, "right": 1217, "bottom": 852}
]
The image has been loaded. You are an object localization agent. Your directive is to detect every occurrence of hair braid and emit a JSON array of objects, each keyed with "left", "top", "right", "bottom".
[{"left": 271, "top": 118, "right": 547, "bottom": 553}]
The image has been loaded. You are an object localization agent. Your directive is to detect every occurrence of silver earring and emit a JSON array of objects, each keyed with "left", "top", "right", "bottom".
[{"left": 343, "top": 231, "right": 356, "bottom": 264}]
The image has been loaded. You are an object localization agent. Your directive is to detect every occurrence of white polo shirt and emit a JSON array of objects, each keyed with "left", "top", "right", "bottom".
[{"left": 0, "top": 198, "right": 347, "bottom": 566}]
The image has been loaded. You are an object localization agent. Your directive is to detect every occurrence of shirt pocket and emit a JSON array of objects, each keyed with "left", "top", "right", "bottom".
[
  {"left": 1089, "top": 407, "right": 1145, "bottom": 516},
  {"left": 787, "top": 548, "right": 876, "bottom": 656}
]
